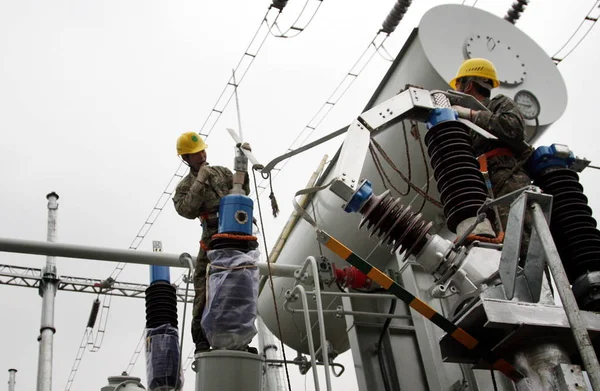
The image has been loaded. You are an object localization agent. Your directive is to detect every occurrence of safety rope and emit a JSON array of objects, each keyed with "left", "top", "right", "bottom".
[{"left": 252, "top": 169, "right": 292, "bottom": 391}]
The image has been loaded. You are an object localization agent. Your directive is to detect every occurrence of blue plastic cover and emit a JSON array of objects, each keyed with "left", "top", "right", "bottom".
[
  {"left": 145, "top": 324, "right": 184, "bottom": 390},
  {"left": 201, "top": 249, "right": 260, "bottom": 350}
]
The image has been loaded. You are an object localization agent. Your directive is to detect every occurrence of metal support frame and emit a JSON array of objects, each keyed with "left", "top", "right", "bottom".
[
  {"left": 530, "top": 201, "right": 600, "bottom": 390},
  {"left": 437, "top": 185, "right": 600, "bottom": 390},
  {"left": 0, "top": 263, "right": 196, "bottom": 302}
]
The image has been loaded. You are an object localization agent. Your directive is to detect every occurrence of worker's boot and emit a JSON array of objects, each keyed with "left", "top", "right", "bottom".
[{"left": 192, "top": 317, "right": 211, "bottom": 354}]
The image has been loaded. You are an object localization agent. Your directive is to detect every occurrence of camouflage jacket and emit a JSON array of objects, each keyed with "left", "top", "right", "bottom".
[
  {"left": 173, "top": 164, "right": 250, "bottom": 242},
  {"left": 470, "top": 94, "right": 528, "bottom": 171}
]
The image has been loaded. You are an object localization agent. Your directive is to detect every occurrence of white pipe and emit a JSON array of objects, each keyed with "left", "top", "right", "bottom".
[
  {"left": 289, "top": 284, "right": 321, "bottom": 391},
  {"left": 0, "top": 237, "right": 299, "bottom": 278},
  {"left": 37, "top": 193, "right": 59, "bottom": 391},
  {"left": 8, "top": 369, "right": 17, "bottom": 391}
]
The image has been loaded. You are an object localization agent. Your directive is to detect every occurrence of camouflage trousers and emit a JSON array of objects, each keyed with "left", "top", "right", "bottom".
[
  {"left": 490, "top": 167, "right": 533, "bottom": 263},
  {"left": 191, "top": 246, "right": 210, "bottom": 350}
]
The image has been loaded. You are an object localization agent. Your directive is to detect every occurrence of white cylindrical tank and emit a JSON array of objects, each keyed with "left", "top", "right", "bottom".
[{"left": 258, "top": 3, "right": 567, "bottom": 355}]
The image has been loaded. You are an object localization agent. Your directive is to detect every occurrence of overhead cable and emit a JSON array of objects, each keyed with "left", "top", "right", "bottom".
[
  {"left": 250, "top": 0, "right": 413, "bottom": 201},
  {"left": 270, "top": 0, "right": 324, "bottom": 38},
  {"left": 552, "top": 0, "right": 599, "bottom": 64},
  {"left": 64, "top": 298, "right": 101, "bottom": 390}
]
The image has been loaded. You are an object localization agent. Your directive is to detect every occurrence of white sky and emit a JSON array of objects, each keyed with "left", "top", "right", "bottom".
[{"left": 1, "top": 0, "right": 600, "bottom": 390}]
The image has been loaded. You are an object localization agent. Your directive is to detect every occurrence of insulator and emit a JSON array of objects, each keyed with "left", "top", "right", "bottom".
[
  {"left": 86, "top": 298, "right": 101, "bottom": 329},
  {"left": 424, "top": 120, "right": 489, "bottom": 232},
  {"left": 504, "top": 0, "right": 529, "bottom": 24},
  {"left": 271, "top": 0, "right": 288, "bottom": 11},
  {"left": 358, "top": 190, "right": 432, "bottom": 256},
  {"left": 145, "top": 282, "right": 178, "bottom": 329},
  {"left": 533, "top": 167, "right": 600, "bottom": 310},
  {"left": 381, "top": 0, "right": 412, "bottom": 34}
]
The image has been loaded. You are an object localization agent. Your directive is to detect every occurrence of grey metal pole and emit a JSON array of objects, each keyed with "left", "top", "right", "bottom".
[
  {"left": 0, "top": 237, "right": 299, "bottom": 278},
  {"left": 37, "top": 192, "right": 59, "bottom": 391},
  {"left": 531, "top": 202, "right": 600, "bottom": 390},
  {"left": 257, "top": 316, "right": 285, "bottom": 391},
  {"left": 8, "top": 369, "right": 17, "bottom": 391}
]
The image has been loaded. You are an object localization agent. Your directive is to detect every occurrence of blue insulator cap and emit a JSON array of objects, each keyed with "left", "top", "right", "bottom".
[
  {"left": 426, "top": 108, "right": 458, "bottom": 129},
  {"left": 529, "top": 144, "right": 575, "bottom": 178},
  {"left": 150, "top": 266, "right": 171, "bottom": 284},
  {"left": 218, "top": 194, "right": 254, "bottom": 235},
  {"left": 344, "top": 180, "right": 373, "bottom": 213}
]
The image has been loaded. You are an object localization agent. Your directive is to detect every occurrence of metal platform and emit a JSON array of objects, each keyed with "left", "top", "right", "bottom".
[{"left": 440, "top": 297, "right": 600, "bottom": 368}]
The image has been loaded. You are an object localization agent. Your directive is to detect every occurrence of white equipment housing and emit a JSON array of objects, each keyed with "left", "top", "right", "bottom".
[{"left": 257, "top": 3, "right": 568, "bottom": 355}]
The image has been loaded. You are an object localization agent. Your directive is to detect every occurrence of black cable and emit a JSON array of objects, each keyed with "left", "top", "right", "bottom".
[
  {"left": 252, "top": 168, "right": 293, "bottom": 391},
  {"left": 490, "top": 368, "right": 499, "bottom": 391},
  {"left": 377, "top": 299, "right": 398, "bottom": 391}
]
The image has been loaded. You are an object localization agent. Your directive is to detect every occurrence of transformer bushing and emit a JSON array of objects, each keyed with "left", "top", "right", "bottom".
[
  {"left": 144, "top": 266, "right": 182, "bottom": 390},
  {"left": 424, "top": 108, "right": 490, "bottom": 233},
  {"left": 345, "top": 180, "right": 432, "bottom": 258},
  {"left": 530, "top": 144, "right": 600, "bottom": 310}
]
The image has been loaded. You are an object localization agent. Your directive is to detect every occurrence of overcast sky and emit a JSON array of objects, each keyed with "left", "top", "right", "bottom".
[{"left": 1, "top": 0, "right": 600, "bottom": 390}]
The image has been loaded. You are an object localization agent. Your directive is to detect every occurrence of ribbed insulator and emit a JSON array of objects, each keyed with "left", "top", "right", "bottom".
[
  {"left": 504, "top": 0, "right": 529, "bottom": 24},
  {"left": 86, "top": 299, "right": 101, "bottom": 328},
  {"left": 358, "top": 190, "right": 432, "bottom": 256},
  {"left": 533, "top": 168, "right": 600, "bottom": 285},
  {"left": 271, "top": 0, "right": 288, "bottom": 11},
  {"left": 424, "top": 120, "right": 488, "bottom": 232},
  {"left": 381, "top": 0, "right": 412, "bottom": 34},
  {"left": 145, "top": 282, "right": 178, "bottom": 329}
]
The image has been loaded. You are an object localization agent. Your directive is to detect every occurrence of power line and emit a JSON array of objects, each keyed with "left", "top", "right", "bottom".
[
  {"left": 248, "top": 32, "right": 390, "bottom": 202},
  {"left": 270, "top": 0, "right": 324, "bottom": 38},
  {"left": 552, "top": 0, "right": 600, "bottom": 64}
]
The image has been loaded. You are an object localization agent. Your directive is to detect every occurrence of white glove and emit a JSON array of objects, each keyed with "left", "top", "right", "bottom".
[
  {"left": 451, "top": 105, "right": 475, "bottom": 121},
  {"left": 196, "top": 164, "right": 210, "bottom": 182}
]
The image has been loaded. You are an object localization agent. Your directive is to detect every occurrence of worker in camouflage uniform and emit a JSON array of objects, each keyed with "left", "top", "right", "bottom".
[
  {"left": 173, "top": 132, "right": 250, "bottom": 352},
  {"left": 449, "top": 58, "right": 532, "bottom": 255}
]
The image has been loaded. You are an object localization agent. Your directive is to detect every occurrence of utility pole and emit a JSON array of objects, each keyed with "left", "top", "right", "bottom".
[
  {"left": 8, "top": 369, "right": 17, "bottom": 391},
  {"left": 37, "top": 192, "right": 60, "bottom": 391}
]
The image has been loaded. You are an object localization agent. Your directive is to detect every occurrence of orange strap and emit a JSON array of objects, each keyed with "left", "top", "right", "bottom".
[
  {"left": 211, "top": 233, "right": 258, "bottom": 241},
  {"left": 200, "top": 240, "right": 209, "bottom": 251},
  {"left": 477, "top": 148, "right": 515, "bottom": 173},
  {"left": 455, "top": 231, "right": 505, "bottom": 245}
]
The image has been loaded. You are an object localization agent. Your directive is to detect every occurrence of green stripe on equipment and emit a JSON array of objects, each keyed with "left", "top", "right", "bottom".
[{"left": 319, "top": 231, "right": 523, "bottom": 382}]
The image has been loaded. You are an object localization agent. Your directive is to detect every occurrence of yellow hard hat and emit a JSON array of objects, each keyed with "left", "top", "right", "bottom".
[
  {"left": 449, "top": 58, "right": 500, "bottom": 90},
  {"left": 176, "top": 132, "right": 207, "bottom": 156}
]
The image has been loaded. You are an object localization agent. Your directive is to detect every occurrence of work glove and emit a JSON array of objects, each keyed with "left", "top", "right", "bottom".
[
  {"left": 240, "top": 142, "right": 252, "bottom": 152},
  {"left": 451, "top": 105, "right": 475, "bottom": 121},
  {"left": 196, "top": 163, "right": 210, "bottom": 183}
]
